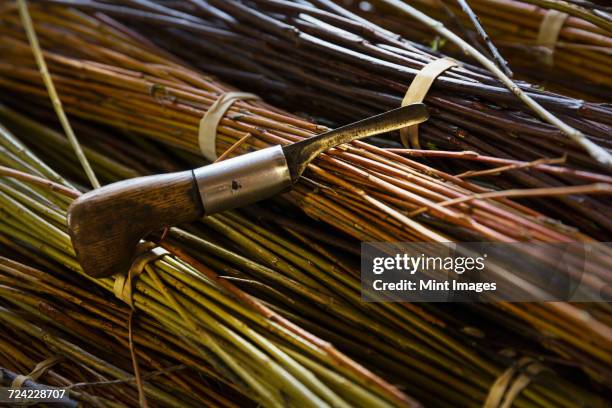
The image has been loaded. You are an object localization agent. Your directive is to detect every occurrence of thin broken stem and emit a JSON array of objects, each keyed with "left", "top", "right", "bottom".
[
  {"left": 16, "top": 0, "right": 100, "bottom": 188},
  {"left": 455, "top": 0, "right": 513, "bottom": 76},
  {"left": 0, "top": 165, "right": 81, "bottom": 199}
]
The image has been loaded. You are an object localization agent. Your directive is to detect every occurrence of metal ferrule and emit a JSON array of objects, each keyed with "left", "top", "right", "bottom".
[{"left": 193, "top": 145, "right": 292, "bottom": 215}]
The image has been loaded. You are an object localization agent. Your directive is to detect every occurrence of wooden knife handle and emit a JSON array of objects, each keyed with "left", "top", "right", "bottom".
[
  {"left": 68, "top": 146, "right": 291, "bottom": 279},
  {"left": 67, "top": 170, "right": 204, "bottom": 278}
]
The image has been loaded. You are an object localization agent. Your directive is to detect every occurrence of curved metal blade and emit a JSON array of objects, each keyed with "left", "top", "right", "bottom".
[{"left": 283, "top": 103, "right": 429, "bottom": 182}]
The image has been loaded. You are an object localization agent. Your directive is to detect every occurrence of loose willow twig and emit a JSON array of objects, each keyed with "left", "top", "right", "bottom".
[
  {"left": 16, "top": 0, "right": 100, "bottom": 188},
  {"left": 386, "top": 149, "right": 612, "bottom": 183},
  {"left": 379, "top": 0, "right": 612, "bottom": 168},
  {"left": 0, "top": 165, "right": 81, "bottom": 199},
  {"left": 455, "top": 0, "right": 513, "bottom": 76},
  {"left": 66, "top": 365, "right": 187, "bottom": 390},
  {"left": 439, "top": 183, "right": 612, "bottom": 208},
  {"left": 128, "top": 310, "right": 148, "bottom": 408},
  {"left": 455, "top": 156, "right": 566, "bottom": 178}
]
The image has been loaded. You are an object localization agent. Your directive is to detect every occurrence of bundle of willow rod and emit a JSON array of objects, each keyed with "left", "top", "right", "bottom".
[
  {"left": 39, "top": 0, "right": 612, "bottom": 238},
  {"left": 1, "top": 1, "right": 611, "bottom": 300},
  {"left": 2, "top": 4, "right": 611, "bottom": 243},
  {"left": 0, "top": 118, "right": 426, "bottom": 408},
  {"left": 0, "top": 108, "right": 608, "bottom": 406},
  {"left": 344, "top": 0, "right": 612, "bottom": 100},
  {"left": 7, "top": 100, "right": 606, "bottom": 386},
  {"left": 1, "top": 4, "right": 611, "bottom": 395},
  {"left": 0, "top": 256, "right": 251, "bottom": 408},
  {"left": 2, "top": 101, "right": 611, "bottom": 407}
]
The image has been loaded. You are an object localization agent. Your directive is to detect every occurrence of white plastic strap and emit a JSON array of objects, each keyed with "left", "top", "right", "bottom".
[
  {"left": 537, "top": 9, "right": 569, "bottom": 66},
  {"left": 484, "top": 357, "right": 547, "bottom": 408},
  {"left": 114, "top": 243, "right": 168, "bottom": 308},
  {"left": 401, "top": 57, "right": 458, "bottom": 148},
  {"left": 198, "top": 92, "right": 260, "bottom": 161},
  {"left": 10, "top": 356, "right": 64, "bottom": 388}
]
